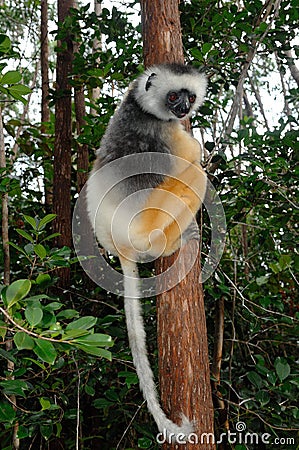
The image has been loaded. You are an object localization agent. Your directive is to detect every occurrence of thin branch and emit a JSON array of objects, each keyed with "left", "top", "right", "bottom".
[
  {"left": 225, "top": 398, "right": 299, "bottom": 432},
  {"left": 0, "top": 307, "right": 79, "bottom": 345},
  {"left": 11, "top": 61, "right": 40, "bottom": 163},
  {"left": 284, "top": 49, "right": 299, "bottom": 88},
  {"left": 248, "top": 75, "right": 270, "bottom": 131},
  {"left": 116, "top": 400, "right": 146, "bottom": 450},
  {"left": 0, "top": 107, "right": 10, "bottom": 285}
]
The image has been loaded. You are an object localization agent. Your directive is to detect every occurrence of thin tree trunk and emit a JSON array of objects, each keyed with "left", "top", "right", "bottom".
[
  {"left": 0, "top": 108, "right": 10, "bottom": 286},
  {"left": 0, "top": 108, "right": 19, "bottom": 450},
  {"left": 140, "top": 1, "right": 215, "bottom": 448},
  {"left": 211, "top": 297, "right": 229, "bottom": 447},
  {"left": 90, "top": 0, "right": 102, "bottom": 114},
  {"left": 53, "top": 0, "right": 74, "bottom": 287},
  {"left": 74, "top": 85, "right": 89, "bottom": 191},
  {"left": 284, "top": 49, "right": 299, "bottom": 88},
  {"left": 41, "top": 0, "right": 53, "bottom": 211},
  {"left": 41, "top": 0, "right": 50, "bottom": 125}
]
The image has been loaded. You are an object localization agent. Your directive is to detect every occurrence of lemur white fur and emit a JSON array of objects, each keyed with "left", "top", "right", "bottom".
[{"left": 87, "top": 63, "right": 207, "bottom": 441}]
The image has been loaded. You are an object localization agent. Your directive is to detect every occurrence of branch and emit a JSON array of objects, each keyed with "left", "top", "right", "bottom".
[
  {"left": 284, "top": 49, "right": 299, "bottom": 88},
  {"left": 215, "top": 0, "right": 282, "bottom": 153}
]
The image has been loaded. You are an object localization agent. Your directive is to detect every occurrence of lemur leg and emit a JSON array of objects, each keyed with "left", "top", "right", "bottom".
[{"left": 130, "top": 162, "right": 206, "bottom": 257}]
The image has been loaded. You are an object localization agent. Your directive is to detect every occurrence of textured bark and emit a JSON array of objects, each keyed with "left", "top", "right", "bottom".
[
  {"left": 211, "top": 297, "right": 229, "bottom": 446},
  {"left": 41, "top": 0, "right": 53, "bottom": 211},
  {"left": 140, "top": 1, "right": 215, "bottom": 448},
  {"left": 0, "top": 108, "right": 10, "bottom": 287},
  {"left": 156, "top": 243, "right": 215, "bottom": 449},
  {"left": 41, "top": 0, "right": 50, "bottom": 125},
  {"left": 53, "top": 0, "right": 74, "bottom": 287},
  {"left": 74, "top": 85, "right": 89, "bottom": 192},
  {"left": 140, "top": 0, "right": 184, "bottom": 66}
]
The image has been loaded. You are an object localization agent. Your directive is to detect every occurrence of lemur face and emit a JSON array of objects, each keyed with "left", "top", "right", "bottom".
[
  {"left": 135, "top": 63, "right": 207, "bottom": 121},
  {"left": 166, "top": 89, "right": 197, "bottom": 119}
]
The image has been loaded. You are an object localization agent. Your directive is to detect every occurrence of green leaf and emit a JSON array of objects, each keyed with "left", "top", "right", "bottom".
[
  {"left": 16, "top": 425, "right": 29, "bottom": 439},
  {"left": 23, "top": 215, "right": 38, "bottom": 230},
  {"left": 74, "top": 344, "right": 112, "bottom": 360},
  {"left": 37, "top": 214, "right": 57, "bottom": 230},
  {"left": 62, "top": 329, "right": 90, "bottom": 339},
  {"left": 5, "top": 279, "right": 31, "bottom": 308},
  {"left": 25, "top": 294, "right": 51, "bottom": 302},
  {"left": 16, "top": 229, "right": 34, "bottom": 243},
  {"left": 35, "top": 273, "right": 52, "bottom": 288},
  {"left": 43, "top": 302, "right": 62, "bottom": 311},
  {"left": 118, "top": 371, "right": 138, "bottom": 388},
  {"left": 33, "top": 338, "right": 57, "bottom": 364},
  {"left": 8, "top": 242, "right": 28, "bottom": 257},
  {"left": 202, "top": 42, "right": 212, "bottom": 55},
  {"left": 14, "top": 331, "right": 35, "bottom": 350},
  {"left": 256, "top": 390, "right": 270, "bottom": 406},
  {"left": 56, "top": 309, "right": 79, "bottom": 319},
  {"left": 0, "top": 379, "right": 28, "bottom": 398},
  {"left": 0, "top": 320, "right": 7, "bottom": 340},
  {"left": 274, "top": 357, "right": 290, "bottom": 381},
  {"left": 73, "top": 333, "right": 113, "bottom": 347},
  {"left": 247, "top": 371, "right": 263, "bottom": 389},
  {"left": 8, "top": 84, "right": 31, "bottom": 95},
  {"left": 0, "top": 402, "right": 16, "bottom": 423},
  {"left": 1, "top": 70, "right": 22, "bottom": 85},
  {"left": 65, "top": 316, "right": 97, "bottom": 331},
  {"left": 39, "top": 397, "right": 51, "bottom": 411},
  {"left": 0, "top": 348, "right": 17, "bottom": 364},
  {"left": 34, "top": 244, "right": 47, "bottom": 259},
  {"left": 93, "top": 397, "right": 114, "bottom": 409},
  {"left": 138, "top": 437, "right": 153, "bottom": 448},
  {"left": 41, "top": 232, "right": 61, "bottom": 243},
  {"left": 25, "top": 306, "right": 43, "bottom": 327},
  {"left": 255, "top": 275, "right": 269, "bottom": 286},
  {"left": 40, "top": 423, "right": 53, "bottom": 440},
  {"left": 0, "top": 35, "right": 12, "bottom": 54},
  {"left": 278, "top": 254, "right": 292, "bottom": 270}
]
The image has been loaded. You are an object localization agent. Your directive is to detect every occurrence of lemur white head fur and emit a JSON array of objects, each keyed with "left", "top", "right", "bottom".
[{"left": 134, "top": 63, "right": 207, "bottom": 121}]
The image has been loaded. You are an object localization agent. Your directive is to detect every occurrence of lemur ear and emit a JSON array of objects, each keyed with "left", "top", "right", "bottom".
[{"left": 145, "top": 73, "right": 157, "bottom": 91}]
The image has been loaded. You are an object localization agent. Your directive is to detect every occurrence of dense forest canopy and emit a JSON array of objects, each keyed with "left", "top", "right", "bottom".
[{"left": 0, "top": 0, "right": 298, "bottom": 449}]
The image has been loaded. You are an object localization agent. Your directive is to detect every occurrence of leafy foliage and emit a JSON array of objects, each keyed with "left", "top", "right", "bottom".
[{"left": 0, "top": 0, "right": 298, "bottom": 449}]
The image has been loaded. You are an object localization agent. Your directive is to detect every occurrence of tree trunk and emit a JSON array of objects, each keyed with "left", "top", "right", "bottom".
[
  {"left": 74, "top": 85, "right": 89, "bottom": 192},
  {"left": 41, "top": 0, "right": 53, "bottom": 211},
  {"left": 53, "top": 0, "right": 74, "bottom": 287},
  {"left": 140, "top": 0, "right": 184, "bottom": 66},
  {"left": 140, "top": 1, "right": 215, "bottom": 448},
  {"left": 0, "top": 108, "right": 10, "bottom": 287}
]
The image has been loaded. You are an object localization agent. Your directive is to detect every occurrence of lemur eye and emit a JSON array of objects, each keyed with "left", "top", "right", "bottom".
[
  {"left": 189, "top": 95, "right": 196, "bottom": 104},
  {"left": 168, "top": 92, "right": 178, "bottom": 102}
]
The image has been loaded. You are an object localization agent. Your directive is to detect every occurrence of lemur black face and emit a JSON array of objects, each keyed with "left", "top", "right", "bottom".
[{"left": 166, "top": 89, "right": 196, "bottom": 119}]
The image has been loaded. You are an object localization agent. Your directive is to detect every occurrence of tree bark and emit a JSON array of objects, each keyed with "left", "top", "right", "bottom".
[
  {"left": 74, "top": 85, "right": 89, "bottom": 192},
  {"left": 156, "top": 243, "right": 215, "bottom": 449},
  {"left": 140, "top": 0, "right": 184, "bottom": 66},
  {"left": 0, "top": 108, "right": 10, "bottom": 287},
  {"left": 53, "top": 0, "right": 74, "bottom": 287},
  {"left": 41, "top": 0, "right": 53, "bottom": 211},
  {"left": 140, "top": 1, "right": 215, "bottom": 448}
]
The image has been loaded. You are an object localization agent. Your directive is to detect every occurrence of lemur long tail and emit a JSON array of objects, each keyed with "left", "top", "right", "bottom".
[{"left": 119, "top": 256, "right": 194, "bottom": 441}]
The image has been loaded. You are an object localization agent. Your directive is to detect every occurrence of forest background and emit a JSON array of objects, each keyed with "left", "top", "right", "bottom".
[{"left": 0, "top": 0, "right": 298, "bottom": 449}]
